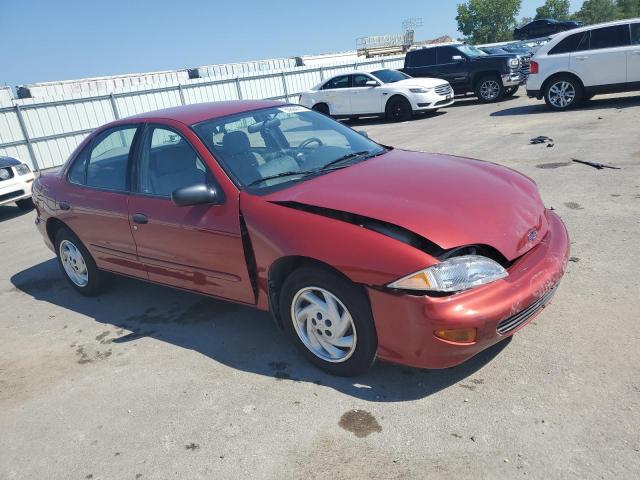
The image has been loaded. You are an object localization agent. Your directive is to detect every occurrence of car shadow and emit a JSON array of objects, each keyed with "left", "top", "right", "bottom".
[
  {"left": 11, "top": 259, "right": 511, "bottom": 402},
  {"left": 343, "top": 110, "right": 448, "bottom": 128},
  {"left": 491, "top": 93, "right": 640, "bottom": 117},
  {"left": 0, "top": 204, "right": 32, "bottom": 222},
  {"left": 447, "top": 94, "right": 520, "bottom": 108}
]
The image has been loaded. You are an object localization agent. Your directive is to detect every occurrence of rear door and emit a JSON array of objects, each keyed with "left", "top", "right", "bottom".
[
  {"left": 628, "top": 23, "right": 640, "bottom": 83},
  {"left": 403, "top": 48, "right": 438, "bottom": 79},
  {"left": 319, "top": 75, "right": 352, "bottom": 115},
  {"left": 350, "top": 74, "right": 384, "bottom": 114},
  {"left": 570, "top": 24, "right": 630, "bottom": 86},
  {"left": 61, "top": 124, "right": 146, "bottom": 278},
  {"left": 127, "top": 121, "right": 255, "bottom": 304}
]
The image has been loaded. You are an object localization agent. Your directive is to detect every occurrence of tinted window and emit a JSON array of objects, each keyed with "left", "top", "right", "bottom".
[
  {"left": 589, "top": 25, "right": 630, "bottom": 50},
  {"left": 632, "top": 23, "right": 640, "bottom": 45},
  {"left": 74, "top": 126, "right": 137, "bottom": 190},
  {"left": 371, "top": 69, "right": 410, "bottom": 83},
  {"left": 138, "top": 127, "right": 206, "bottom": 197},
  {"left": 408, "top": 48, "right": 436, "bottom": 67},
  {"left": 353, "top": 74, "right": 375, "bottom": 87},
  {"left": 437, "top": 46, "right": 464, "bottom": 64},
  {"left": 549, "top": 32, "right": 589, "bottom": 55},
  {"left": 322, "top": 75, "right": 350, "bottom": 89}
]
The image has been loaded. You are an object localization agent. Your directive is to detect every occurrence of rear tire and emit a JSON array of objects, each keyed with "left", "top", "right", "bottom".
[
  {"left": 544, "top": 75, "right": 583, "bottom": 110},
  {"left": 16, "top": 198, "right": 35, "bottom": 210},
  {"left": 385, "top": 96, "right": 412, "bottom": 122},
  {"left": 312, "top": 103, "right": 330, "bottom": 116},
  {"left": 475, "top": 75, "right": 504, "bottom": 102},
  {"left": 54, "top": 227, "right": 108, "bottom": 296},
  {"left": 279, "top": 266, "right": 377, "bottom": 376}
]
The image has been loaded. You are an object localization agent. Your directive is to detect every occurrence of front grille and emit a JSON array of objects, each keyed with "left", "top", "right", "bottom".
[
  {"left": 434, "top": 83, "right": 453, "bottom": 96},
  {"left": 0, "top": 189, "right": 25, "bottom": 202},
  {"left": 519, "top": 57, "right": 531, "bottom": 76},
  {"left": 496, "top": 285, "right": 558, "bottom": 335},
  {"left": 0, "top": 167, "right": 14, "bottom": 182}
]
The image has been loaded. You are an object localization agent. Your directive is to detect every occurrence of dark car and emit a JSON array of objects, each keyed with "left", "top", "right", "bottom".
[
  {"left": 402, "top": 44, "right": 524, "bottom": 101},
  {"left": 33, "top": 101, "right": 569, "bottom": 376},
  {"left": 480, "top": 46, "right": 532, "bottom": 85},
  {"left": 514, "top": 19, "right": 582, "bottom": 40}
]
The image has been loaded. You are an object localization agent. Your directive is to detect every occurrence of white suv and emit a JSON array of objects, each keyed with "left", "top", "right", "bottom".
[
  {"left": 299, "top": 69, "right": 454, "bottom": 122},
  {"left": 0, "top": 157, "right": 35, "bottom": 210},
  {"left": 527, "top": 19, "right": 640, "bottom": 110}
]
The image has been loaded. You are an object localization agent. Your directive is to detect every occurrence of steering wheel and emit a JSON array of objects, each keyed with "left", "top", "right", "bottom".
[{"left": 297, "top": 137, "right": 324, "bottom": 152}]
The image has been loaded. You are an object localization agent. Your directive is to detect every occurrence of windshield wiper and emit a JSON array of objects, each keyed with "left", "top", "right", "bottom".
[
  {"left": 247, "top": 170, "right": 315, "bottom": 187},
  {"left": 317, "top": 151, "right": 372, "bottom": 171}
]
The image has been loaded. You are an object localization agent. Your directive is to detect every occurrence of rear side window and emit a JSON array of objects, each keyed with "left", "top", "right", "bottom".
[
  {"left": 322, "top": 75, "right": 350, "bottom": 90},
  {"left": 408, "top": 48, "right": 436, "bottom": 67},
  {"left": 549, "top": 32, "right": 589, "bottom": 55},
  {"left": 632, "top": 23, "right": 640, "bottom": 45},
  {"left": 69, "top": 126, "right": 138, "bottom": 190},
  {"left": 589, "top": 24, "right": 631, "bottom": 50}
]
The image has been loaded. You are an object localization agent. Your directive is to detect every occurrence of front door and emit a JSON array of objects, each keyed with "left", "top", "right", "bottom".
[
  {"left": 127, "top": 123, "right": 255, "bottom": 304},
  {"left": 350, "top": 74, "right": 383, "bottom": 114},
  {"left": 61, "top": 124, "right": 146, "bottom": 279},
  {"left": 435, "top": 46, "right": 469, "bottom": 90}
]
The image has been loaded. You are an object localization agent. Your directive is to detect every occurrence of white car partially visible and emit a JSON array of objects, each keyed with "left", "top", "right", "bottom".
[
  {"left": 299, "top": 69, "right": 454, "bottom": 122},
  {"left": 0, "top": 156, "right": 35, "bottom": 210}
]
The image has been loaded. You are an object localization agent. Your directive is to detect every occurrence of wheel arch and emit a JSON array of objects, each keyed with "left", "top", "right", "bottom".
[
  {"left": 384, "top": 93, "right": 411, "bottom": 111},
  {"left": 267, "top": 255, "right": 363, "bottom": 328},
  {"left": 541, "top": 72, "right": 585, "bottom": 96},
  {"left": 46, "top": 217, "right": 72, "bottom": 247},
  {"left": 472, "top": 71, "right": 502, "bottom": 88}
]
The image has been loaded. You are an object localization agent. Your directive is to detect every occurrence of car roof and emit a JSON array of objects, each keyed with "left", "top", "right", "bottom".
[{"left": 124, "top": 100, "right": 286, "bottom": 125}]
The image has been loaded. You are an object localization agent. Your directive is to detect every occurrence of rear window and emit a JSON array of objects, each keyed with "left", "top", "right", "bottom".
[
  {"left": 549, "top": 32, "right": 588, "bottom": 55},
  {"left": 589, "top": 24, "right": 630, "bottom": 50},
  {"left": 632, "top": 23, "right": 640, "bottom": 45},
  {"left": 408, "top": 48, "right": 436, "bottom": 67}
]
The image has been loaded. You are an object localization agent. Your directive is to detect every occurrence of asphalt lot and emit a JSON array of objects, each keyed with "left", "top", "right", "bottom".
[{"left": 1, "top": 92, "right": 639, "bottom": 480}]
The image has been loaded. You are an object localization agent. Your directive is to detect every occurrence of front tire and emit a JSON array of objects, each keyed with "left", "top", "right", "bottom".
[
  {"left": 385, "top": 96, "right": 412, "bottom": 122},
  {"left": 16, "top": 198, "right": 35, "bottom": 210},
  {"left": 55, "top": 227, "right": 108, "bottom": 296},
  {"left": 312, "top": 103, "right": 330, "bottom": 116},
  {"left": 544, "top": 75, "right": 582, "bottom": 110},
  {"left": 279, "top": 266, "right": 377, "bottom": 376},
  {"left": 475, "top": 75, "right": 504, "bottom": 102}
]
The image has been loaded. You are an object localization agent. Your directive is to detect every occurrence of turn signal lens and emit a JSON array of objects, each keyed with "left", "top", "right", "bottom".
[
  {"left": 434, "top": 328, "right": 477, "bottom": 344},
  {"left": 530, "top": 61, "right": 539, "bottom": 75}
]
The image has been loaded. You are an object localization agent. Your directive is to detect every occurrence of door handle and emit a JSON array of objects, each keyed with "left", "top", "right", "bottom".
[
  {"left": 59, "top": 202, "right": 71, "bottom": 211},
  {"left": 632, "top": 51, "right": 640, "bottom": 55},
  {"left": 575, "top": 56, "right": 588, "bottom": 61},
  {"left": 132, "top": 213, "right": 148, "bottom": 224}
]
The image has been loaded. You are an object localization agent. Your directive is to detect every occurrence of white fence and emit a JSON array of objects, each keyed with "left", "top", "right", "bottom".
[{"left": 0, "top": 55, "right": 405, "bottom": 171}]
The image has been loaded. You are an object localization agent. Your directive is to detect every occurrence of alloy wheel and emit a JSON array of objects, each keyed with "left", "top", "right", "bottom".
[
  {"left": 59, "top": 239, "right": 89, "bottom": 287},
  {"left": 548, "top": 81, "right": 576, "bottom": 108},
  {"left": 291, "top": 287, "right": 357, "bottom": 363},
  {"left": 480, "top": 80, "right": 501, "bottom": 101}
]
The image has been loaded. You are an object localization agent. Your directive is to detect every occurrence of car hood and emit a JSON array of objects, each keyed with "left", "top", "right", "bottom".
[
  {"left": 389, "top": 78, "right": 449, "bottom": 89},
  {"left": 262, "top": 150, "right": 548, "bottom": 261}
]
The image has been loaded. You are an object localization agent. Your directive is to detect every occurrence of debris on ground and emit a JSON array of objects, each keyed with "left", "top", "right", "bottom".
[
  {"left": 572, "top": 159, "right": 621, "bottom": 170},
  {"left": 530, "top": 136, "right": 554, "bottom": 145}
]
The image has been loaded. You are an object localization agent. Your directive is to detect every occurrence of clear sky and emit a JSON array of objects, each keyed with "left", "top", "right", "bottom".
[{"left": 1, "top": 0, "right": 583, "bottom": 88}]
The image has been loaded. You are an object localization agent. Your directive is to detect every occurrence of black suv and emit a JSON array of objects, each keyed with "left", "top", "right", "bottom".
[
  {"left": 514, "top": 19, "right": 582, "bottom": 40},
  {"left": 401, "top": 44, "right": 524, "bottom": 102}
]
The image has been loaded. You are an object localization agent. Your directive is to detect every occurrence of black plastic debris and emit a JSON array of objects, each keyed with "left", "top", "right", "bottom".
[
  {"left": 530, "top": 136, "right": 553, "bottom": 145},
  {"left": 572, "top": 159, "right": 621, "bottom": 170}
]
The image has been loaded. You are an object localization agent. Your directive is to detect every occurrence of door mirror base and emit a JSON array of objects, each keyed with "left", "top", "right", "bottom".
[
  {"left": 365, "top": 80, "right": 380, "bottom": 87},
  {"left": 171, "top": 183, "right": 224, "bottom": 207}
]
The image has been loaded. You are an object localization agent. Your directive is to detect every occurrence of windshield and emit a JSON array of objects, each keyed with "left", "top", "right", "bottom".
[
  {"left": 457, "top": 45, "right": 487, "bottom": 57},
  {"left": 371, "top": 69, "right": 410, "bottom": 83},
  {"left": 193, "top": 106, "right": 386, "bottom": 190}
]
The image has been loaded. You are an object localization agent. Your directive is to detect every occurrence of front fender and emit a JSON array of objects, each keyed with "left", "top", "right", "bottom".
[{"left": 240, "top": 193, "right": 438, "bottom": 310}]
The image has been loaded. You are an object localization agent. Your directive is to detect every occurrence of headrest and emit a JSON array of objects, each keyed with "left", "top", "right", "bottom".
[
  {"left": 151, "top": 144, "right": 194, "bottom": 176},
  {"left": 222, "top": 131, "right": 251, "bottom": 155}
]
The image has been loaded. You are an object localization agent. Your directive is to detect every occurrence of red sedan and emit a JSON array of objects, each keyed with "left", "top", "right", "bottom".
[{"left": 33, "top": 101, "right": 569, "bottom": 376}]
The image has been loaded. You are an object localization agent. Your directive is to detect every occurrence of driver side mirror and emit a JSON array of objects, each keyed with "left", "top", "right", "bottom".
[
  {"left": 172, "top": 183, "right": 224, "bottom": 207},
  {"left": 452, "top": 55, "right": 464, "bottom": 62},
  {"left": 365, "top": 80, "right": 379, "bottom": 87}
]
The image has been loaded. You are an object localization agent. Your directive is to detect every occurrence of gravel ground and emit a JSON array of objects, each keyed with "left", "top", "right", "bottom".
[{"left": 1, "top": 92, "right": 639, "bottom": 480}]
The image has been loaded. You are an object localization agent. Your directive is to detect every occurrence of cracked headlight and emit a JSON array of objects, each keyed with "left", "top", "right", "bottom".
[
  {"left": 15, "top": 163, "right": 31, "bottom": 176},
  {"left": 409, "top": 87, "right": 431, "bottom": 94},
  {"left": 388, "top": 255, "right": 508, "bottom": 293}
]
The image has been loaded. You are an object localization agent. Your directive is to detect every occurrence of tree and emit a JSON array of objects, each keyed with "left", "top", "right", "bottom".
[
  {"left": 535, "top": 0, "right": 571, "bottom": 19},
  {"left": 456, "top": 0, "right": 522, "bottom": 43},
  {"left": 616, "top": 0, "right": 640, "bottom": 17},
  {"left": 573, "top": 0, "right": 620, "bottom": 24}
]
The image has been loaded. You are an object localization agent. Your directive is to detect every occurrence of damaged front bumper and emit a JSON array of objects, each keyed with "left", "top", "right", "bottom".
[{"left": 368, "top": 210, "right": 570, "bottom": 369}]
